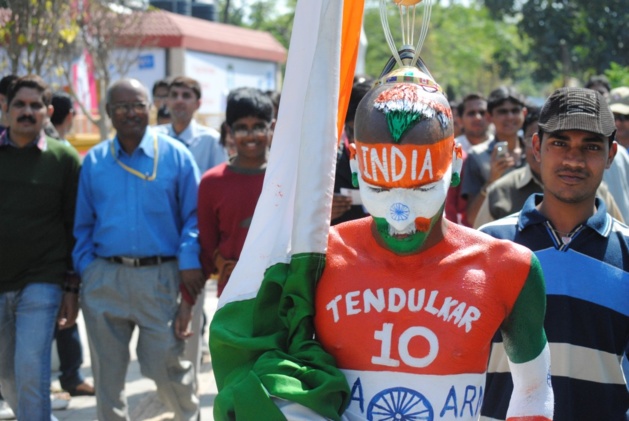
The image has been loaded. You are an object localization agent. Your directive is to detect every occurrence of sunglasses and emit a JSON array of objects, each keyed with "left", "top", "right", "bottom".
[
  {"left": 494, "top": 106, "right": 523, "bottom": 116},
  {"left": 614, "top": 114, "right": 629, "bottom": 122}
]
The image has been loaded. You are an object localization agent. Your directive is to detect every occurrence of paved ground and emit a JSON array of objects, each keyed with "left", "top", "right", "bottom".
[{"left": 51, "top": 284, "right": 219, "bottom": 421}]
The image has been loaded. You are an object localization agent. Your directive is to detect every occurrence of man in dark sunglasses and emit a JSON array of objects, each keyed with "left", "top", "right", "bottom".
[
  {"left": 461, "top": 86, "right": 527, "bottom": 226},
  {"left": 610, "top": 87, "right": 629, "bottom": 149}
]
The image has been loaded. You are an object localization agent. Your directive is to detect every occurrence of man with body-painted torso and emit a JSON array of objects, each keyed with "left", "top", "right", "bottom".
[{"left": 312, "top": 67, "right": 554, "bottom": 421}]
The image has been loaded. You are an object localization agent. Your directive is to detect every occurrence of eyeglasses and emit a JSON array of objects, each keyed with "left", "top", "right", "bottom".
[
  {"left": 231, "top": 123, "right": 269, "bottom": 138},
  {"left": 465, "top": 110, "right": 487, "bottom": 117},
  {"left": 494, "top": 106, "right": 523, "bottom": 116},
  {"left": 109, "top": 102, "right": 148, "bottom": 116},
  {"left": 614, "top": 113, "right": 629, "bottom": 122}
]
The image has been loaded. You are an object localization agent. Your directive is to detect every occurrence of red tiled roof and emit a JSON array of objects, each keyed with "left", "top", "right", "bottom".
[
  {"left": 130, "top": 10, "right": 287, "bottom": 63},
  {"left": 0, "top": 8, "right": 286, "bottom": 64}
]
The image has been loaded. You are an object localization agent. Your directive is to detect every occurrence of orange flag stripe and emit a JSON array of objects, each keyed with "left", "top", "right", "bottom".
[{"left": 337, "top": 0, "right": 365, "bottom": 141}]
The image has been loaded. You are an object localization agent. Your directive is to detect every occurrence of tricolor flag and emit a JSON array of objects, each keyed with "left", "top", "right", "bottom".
[{"left": 209, "top": 0, "right": 365, "bottom": 420}]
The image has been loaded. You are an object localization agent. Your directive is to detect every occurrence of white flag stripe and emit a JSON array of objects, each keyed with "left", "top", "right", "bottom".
[{"left": 218, "top": 0, "right": 345, "bottom": 308}]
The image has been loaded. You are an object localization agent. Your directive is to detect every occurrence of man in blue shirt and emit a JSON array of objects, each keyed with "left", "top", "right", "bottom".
[
  {"left": 480, "top": 87, "right": 629, "bottom": 421},
  {"left": 156, "top": 76, "right": 226, "bottom": 174},
  {"left": 73, "top": 78, "right": 203, "bottom": 421}
]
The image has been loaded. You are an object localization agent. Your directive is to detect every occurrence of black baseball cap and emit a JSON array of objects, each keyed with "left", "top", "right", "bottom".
[{"left": 538, "top": 87, "right": 615, "bottom": 138}]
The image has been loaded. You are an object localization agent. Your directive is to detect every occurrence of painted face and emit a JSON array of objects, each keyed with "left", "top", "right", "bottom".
[
  {"left": 358, "top": 156, "right": 455, "bottom": 231},
  {"left": 350, "top": 142, "right": 461, "bottom": 254},
  {"left": 351, "top": 72, "right": 462, "bottom": 253}
]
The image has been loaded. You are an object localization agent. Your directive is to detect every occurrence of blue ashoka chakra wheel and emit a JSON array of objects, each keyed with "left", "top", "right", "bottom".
[
  {"left": 389, "top": 203, "right": 410, "bottom": 222},
  {"left": 367, "top": 387, "right": 434, "bottom": 421}
]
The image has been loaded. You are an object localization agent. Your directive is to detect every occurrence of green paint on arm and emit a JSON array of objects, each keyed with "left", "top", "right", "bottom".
[
  {"left": 500, "top": 254, "right": 548, "bottom": 364},
  {"left": 450, "top": 172, "right": 460, "bottom": 188}
]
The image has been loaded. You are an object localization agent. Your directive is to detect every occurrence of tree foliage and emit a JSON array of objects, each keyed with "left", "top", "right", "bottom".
[
  {"left": 1, "top": 0, "right": 151, "bottom": 140},
  {"left": 66, "top": 2, "right": 150, "bottom": 139},
  {"left": 215, "top": 0, "right": 295, "bottom": 49},
  {"left": 363, "top": 3, "right": 530, "bottom": 99},
  {"left": 189, "top": 0, "right": 629, "bottom": 95},
  {"left": 481, "top": 0, "right": 629, "bottom": 85},
  {"left": 606, "top": 62, "right": 629, "bottom": 88},
  {"left": 215, "top": 0, "right": 246, "bottom": 25},
  {"left": 0, "top": 0, "right": 78, "bottom": 77}
]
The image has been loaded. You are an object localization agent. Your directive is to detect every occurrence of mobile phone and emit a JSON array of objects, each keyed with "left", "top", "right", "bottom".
[{"left": 495, "top": 141, "right": 508, "bottom": 158}]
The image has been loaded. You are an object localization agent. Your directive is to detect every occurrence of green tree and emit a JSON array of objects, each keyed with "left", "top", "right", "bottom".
[
  {"left": 363, "top": 2, "right": 528, "bottom": 99},
  {"left": 570, "top": 0, "right": 629, "bottom": 78},
  {"left": 65, "top": 2, "right": 151, "bottom": 140},
  {"left": 0, "top": 0, "right": 77, "bottom": 77},
  {"left": 482, "top": 0, "right": 629, "bottom": 85},
  {"left": 215, "top": 0, "right": 246, "bottom": 25},
  {"left": 247, "top": 0, "right": 293, "bottom": 48},
  {"left": 479, "top": 0, "right": 515, "bottom": 19},
  {"left": 1, "top": 0, "right": 150, "bottom": 139},
  {"left": 606, "top": 62, "right": 629, "bottom": 88},
  {"left": 213, "top": 0, "right": 294, "bottom": 49}
]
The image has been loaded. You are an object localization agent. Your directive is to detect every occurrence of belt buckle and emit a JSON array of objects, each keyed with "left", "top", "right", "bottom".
[{"left": 120, "top": 257, "right": 138, "bottom": 267}]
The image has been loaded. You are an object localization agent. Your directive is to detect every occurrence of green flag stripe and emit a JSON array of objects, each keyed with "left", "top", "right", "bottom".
[{"left": 210, "top": 253, "right": 350, "bottom": 421}]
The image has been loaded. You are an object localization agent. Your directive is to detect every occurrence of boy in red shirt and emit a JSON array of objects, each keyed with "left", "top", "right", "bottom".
[{"left": 198, "top": 87, "right": 275, "bottom": 296}]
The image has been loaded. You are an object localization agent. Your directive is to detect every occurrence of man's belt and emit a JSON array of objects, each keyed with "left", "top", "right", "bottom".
[{"left": 107, "top": 256, "right": 176, "bottom": 267}]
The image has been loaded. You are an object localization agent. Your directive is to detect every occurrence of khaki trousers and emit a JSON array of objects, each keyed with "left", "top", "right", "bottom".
[{"left": 80, "top": 258, "right": 198, "bottom": 421}]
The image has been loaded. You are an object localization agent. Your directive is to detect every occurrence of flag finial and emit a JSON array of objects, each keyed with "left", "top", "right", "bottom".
[{"left": 379, "top": 0, "right": 434, "bottom": 79}]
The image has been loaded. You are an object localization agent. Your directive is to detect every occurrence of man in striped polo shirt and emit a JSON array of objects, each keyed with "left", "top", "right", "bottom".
[{"left": 480, "top": 87, "right": 629, "bottom": 421}]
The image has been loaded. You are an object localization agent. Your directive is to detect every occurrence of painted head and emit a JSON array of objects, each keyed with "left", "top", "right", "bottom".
[{"left": 350, "top": 67, "right": 462, "bottom": 254}]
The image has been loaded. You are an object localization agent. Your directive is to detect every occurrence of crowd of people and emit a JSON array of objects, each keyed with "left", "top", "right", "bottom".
[
  {"left": 1, "top": 64, "right": 629, "bottom": 421},
  {"left": 0, "top": 74, "right": 276, "bottom": 420},
  {"left": 325, "top": 74, "right": 629, "bottom": 421}
]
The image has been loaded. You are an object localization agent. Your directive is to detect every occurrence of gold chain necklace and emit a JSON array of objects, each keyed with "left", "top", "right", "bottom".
[{"left": 110, "top": 134, "right": 158, "bottom": 181}]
